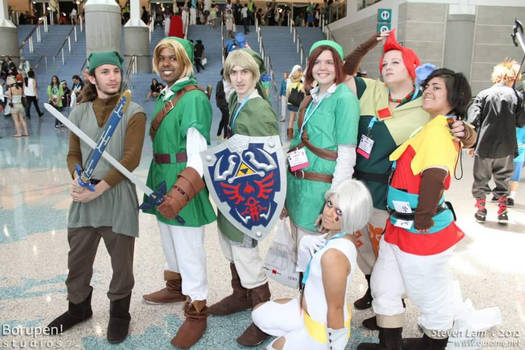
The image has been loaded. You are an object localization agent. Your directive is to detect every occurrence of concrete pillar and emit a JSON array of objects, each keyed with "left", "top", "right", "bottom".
[
  {"left": 85, "top": 0, "right": 121, "bottom": 58},
  {"left": 0, "top": 0, "right": 18, "bottom": 62},
  {"left": 444, "top": 14, "right": 475, "bottom": 80},
  {"left": 124, "top": 0, "right": 151, "bottom": 72}
]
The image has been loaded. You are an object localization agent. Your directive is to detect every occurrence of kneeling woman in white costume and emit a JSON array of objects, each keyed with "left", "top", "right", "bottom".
[{"left": 253, "top": 179, "right": 373, "bottom": 350}]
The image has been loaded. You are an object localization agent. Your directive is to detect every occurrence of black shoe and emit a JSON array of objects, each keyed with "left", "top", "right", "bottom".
[
  {"left": 107, "top": 294, "right": 132, "bottom": 344},
  {"left": 354, "top": 274, "right": 372, "bottom": 310},
  {"left": 474, "top": 198, "right": 487, "bottom": 223},
  {"left": 497, "top": 210, "right": 508, "bottom": 225},
  {"left": 507, "top": 197, "right": 514, "bottom": 207},
  {"left": 362, "top": 315, "right": 379, "bottom": 330},
  {"left": 403, "top": 334, "right": 448, "bottom": 350},
  {"left": 38, "top": 112, "right": 44, "bottom": 118},
  {"left": 358, "top": 327, "right": 402, "bottom": 350},
  {"left": 491, "top": 195, "right": 499, "bottom": 202},
  {"left": 47, "top": 289, "right": 93, "bottom": 334}
]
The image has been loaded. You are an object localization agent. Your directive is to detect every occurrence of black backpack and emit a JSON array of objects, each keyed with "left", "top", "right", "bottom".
[{"left": 288, "top": 86, "right": 304, "bottom": 107}]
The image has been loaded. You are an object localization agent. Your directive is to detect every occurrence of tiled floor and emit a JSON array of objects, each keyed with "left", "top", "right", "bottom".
[{"left": 0, "top": 109, "right": 524, "bottom": 349}]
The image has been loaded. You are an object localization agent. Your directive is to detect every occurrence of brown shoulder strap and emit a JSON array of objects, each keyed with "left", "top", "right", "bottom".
[
  {"left": 296, "top": 95, "right": 312, "bottom": 133},
  {"left": 293, "top": 94, "right": 337, "bottom": 161},
  {"left": 149, "top": 85, "right": 205, "bottom": 140}
]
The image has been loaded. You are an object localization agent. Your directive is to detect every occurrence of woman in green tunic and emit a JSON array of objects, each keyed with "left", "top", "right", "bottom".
[{"left": 285, "top": 40, "right": 360, "bottom": 247}]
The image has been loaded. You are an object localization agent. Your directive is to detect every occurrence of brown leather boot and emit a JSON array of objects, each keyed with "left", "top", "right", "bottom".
[
  {"left": 171, "top": 299, "right": 208, "bottom": 349},
  {"left": 287, "top": 128, "right": 294, "bottom": 140},
  {"left": 143, "top": 271, "right": 186, "bottom": 304},
  {"left": 236, "top": 282, "right": 271, "bottom": 346},
  {"left": 208, "top": 263, "right": 251, "bottom": 315}
]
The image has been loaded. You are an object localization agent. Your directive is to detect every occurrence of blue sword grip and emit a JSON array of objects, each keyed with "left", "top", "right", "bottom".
[{"left": 75, "top": 164, "right": 95, "bottom": 192}]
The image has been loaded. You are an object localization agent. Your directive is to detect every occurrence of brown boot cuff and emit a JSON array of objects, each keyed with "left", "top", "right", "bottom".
[{"left": 164, "top": 270, "right": 181, "bottom": 281}]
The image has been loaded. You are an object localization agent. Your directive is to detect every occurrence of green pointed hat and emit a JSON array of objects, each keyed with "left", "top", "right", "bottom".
[{"left": 88, "top": 50, "right": 124, "bottom": 74}]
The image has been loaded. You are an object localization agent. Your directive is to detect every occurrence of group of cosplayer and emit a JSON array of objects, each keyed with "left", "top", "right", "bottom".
[{"left": 45, "top": 29, "right": 478, "bottom": 350}]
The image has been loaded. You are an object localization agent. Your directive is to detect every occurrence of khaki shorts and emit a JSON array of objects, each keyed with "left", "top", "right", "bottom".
[{"left": 11, "top": 103, "right": 25, "bottom": 115}]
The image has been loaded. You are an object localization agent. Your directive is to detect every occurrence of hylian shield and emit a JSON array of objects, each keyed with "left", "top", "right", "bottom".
[{"left": 201, "top": 135, "right": 286, "bottom": 241}]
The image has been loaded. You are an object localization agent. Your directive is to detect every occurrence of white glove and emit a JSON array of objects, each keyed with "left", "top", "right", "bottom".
[
  {"left": 296, "top": 233, "right": 327, "bottom": 273},
  {"left": 327, "top": 327, "right": 347, "bottom": 350}
]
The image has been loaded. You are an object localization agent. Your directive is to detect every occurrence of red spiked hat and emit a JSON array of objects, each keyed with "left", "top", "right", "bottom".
[{"left": 379, "top": 29, "right": 420, "bottom": 81}]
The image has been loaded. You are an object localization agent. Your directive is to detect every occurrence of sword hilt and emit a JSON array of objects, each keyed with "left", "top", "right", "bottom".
[
  {"left": 138, "top": 181, "right": 186, "bottom": 225},
  {"left": 75, "top": 164, "right": 96, "bottom": 192}
]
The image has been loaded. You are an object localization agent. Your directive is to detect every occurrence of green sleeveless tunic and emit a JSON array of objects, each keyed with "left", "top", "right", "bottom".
[
  {"left": 355, "top": 77, "right": 429, "bottom": 210},
  {"left": 67, "top": 101, "right": 144, "bottom": 237},
  {"left": 286, "top": 83, "right": 360, "bottom": 232},
  {"left": 144, "top": 78, "right": 216, "bottom": 227}
]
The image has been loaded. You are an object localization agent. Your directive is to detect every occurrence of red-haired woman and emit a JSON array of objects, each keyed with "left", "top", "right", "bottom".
[{"left": 285, "top": 40, "right": 360, "bottom": 252}]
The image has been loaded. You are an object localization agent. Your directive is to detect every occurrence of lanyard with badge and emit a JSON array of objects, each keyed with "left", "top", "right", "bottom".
[
  {"left": 299, "top": 232, "right": 347, "bottom": 307},
  {"left": 357, "top": 117, "right": 378, "bottom": 159},
  {"left": 226, "top": 98, "right": 249, "bottom": 137},
  {"left": 287, "top": 93, "right": 328, "bottom": 172}
]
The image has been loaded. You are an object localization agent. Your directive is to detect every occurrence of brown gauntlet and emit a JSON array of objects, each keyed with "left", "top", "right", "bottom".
[
  {"left": 343, "top": 33, "right": 381, "bottom": 76},
  {"left": 157, "top": 167, "right": 205, "bottom": 220},
  {"left": 414, "top": 168, "right": 448, "bottom": 231}
]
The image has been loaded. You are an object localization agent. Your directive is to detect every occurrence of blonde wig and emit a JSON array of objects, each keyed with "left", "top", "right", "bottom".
[
  {"left": 152, "top": 38, "right": 193, "bottom": 79},
  {"left": 223, "top": 50, "right": 260, "bottom": 84}
]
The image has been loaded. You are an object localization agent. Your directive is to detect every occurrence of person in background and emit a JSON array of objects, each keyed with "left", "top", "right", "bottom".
[
  {"left": 279, "top": 71, "right": 288, "bottom": 122},
  {"left": 7, "top": 76, "right": 29, "bottom": 137},
  {"left": 144, "top": 78, "right": 164, "bottom": 102},
  {"left": 286, "top": 65, "right": 303, "bottom": 139},
  {"left": 508, "top": 125, "right": 525, "bottom": 206},
  {"left": 467, "top": 59, "right": 525, "bottom": 224},
  {"left": 48, "top": 75, "right": 64, "bottom": 128},
  {"left": 70, "top": 74, "right": 84, "bottom": 107},
  {"left": 194, "top": 39, "right": 206, "bottom": 73},
  {"left": 24, "top": 70, "right": 44, "bottom": 118},
  {"left": 61, "top": 80, "right": 72, "bottom": 115},
  {"left": 215, "top": 69, "right": 229, "bottom": 139}
]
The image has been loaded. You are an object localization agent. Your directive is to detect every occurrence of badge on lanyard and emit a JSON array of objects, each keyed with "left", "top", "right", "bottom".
[
  {"left": 288, "top": 148, "right": 309, "bottom": 172},
  {"left": 357, "top": 135, "right": 375, "bottom": 159}
]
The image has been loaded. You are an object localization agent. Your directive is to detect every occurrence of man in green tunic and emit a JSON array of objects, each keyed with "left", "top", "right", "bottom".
[
  {"left": 207, "top": 49, "right": 279, "bottom": 347},
  {"left": 47, "top": 51, "right": 146, "bottom": 344},
  {"left": 141, "top": 37, "right": 216, "bottom": 349}
]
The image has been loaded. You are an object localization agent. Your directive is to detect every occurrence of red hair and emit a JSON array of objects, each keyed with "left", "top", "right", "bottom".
[
  {"left": 304, "top": 46, "right": 346, "bottom": 92},
  {"left": 379, "top": 29, "right": 420, "bottom": 81}
]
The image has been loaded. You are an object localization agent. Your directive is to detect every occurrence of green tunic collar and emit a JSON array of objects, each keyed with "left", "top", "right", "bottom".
[{"left": 160, "top": 76, "right": 198, "bottom": 101}]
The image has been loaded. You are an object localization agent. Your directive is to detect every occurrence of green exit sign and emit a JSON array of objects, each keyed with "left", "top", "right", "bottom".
[
  {"left": 377, "top": 8, "right": 392, "bottom": 23},
  {"left": 377, "top": 23, "right": 392, "bottom": 33}
]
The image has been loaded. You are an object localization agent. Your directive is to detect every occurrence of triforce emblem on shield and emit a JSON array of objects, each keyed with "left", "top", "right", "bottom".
[{"left": 201, "top": 135, "right": 286, "bottom": 240}]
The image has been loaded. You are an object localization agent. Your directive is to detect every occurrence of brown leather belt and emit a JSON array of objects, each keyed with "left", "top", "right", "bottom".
[
  {"left": 154, "top": 152, "right": 188, "bottom": 164},
  {"left": 289, "top": 168, "right": 333, "bottom": 183}
]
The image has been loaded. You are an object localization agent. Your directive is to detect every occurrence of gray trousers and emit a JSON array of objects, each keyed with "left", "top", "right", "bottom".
[
  {"left": 472, "top": 155, "right": 514, "bottom": 199},
  {"left": 65, "top": 226, "right": 135, "bottom": 304}
]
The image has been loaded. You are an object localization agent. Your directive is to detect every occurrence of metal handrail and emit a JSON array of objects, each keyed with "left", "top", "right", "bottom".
[
  {"left": 80, "top": 57, "right": 88, "bottom": 72},
  {"left": 183, "top": 9, "right": 189, "bottom": 39},
  {"left": 53, "top": 25, "right": 79, "bottom": 65},
  {"left": 123, "top": 55, "right": 137, "bottom": 90},
  {"left": 33, "top": 55, "right": 48, "bottom": 72},
  {"left": 220, "top": 12, "right": 225, "bottom": 64},
  {"left": 18, "top": 18, "right": 46, "bottom": 56},
  {"left": 255, "top": 20, "right": 280, "bottom": 105}
]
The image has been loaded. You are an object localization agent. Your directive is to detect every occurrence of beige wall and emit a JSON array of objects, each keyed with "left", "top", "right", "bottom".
[
  {"left": 470, "top": 6, "right": 525, "bottom": 93},
  {"left": 328, "top": 0, "right": 525, "bottom": 93}
]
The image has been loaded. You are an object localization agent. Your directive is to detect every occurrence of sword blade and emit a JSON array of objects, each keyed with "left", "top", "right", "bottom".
[{"left": 44, "top": 103, "right": 153, "bottom": 196}]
